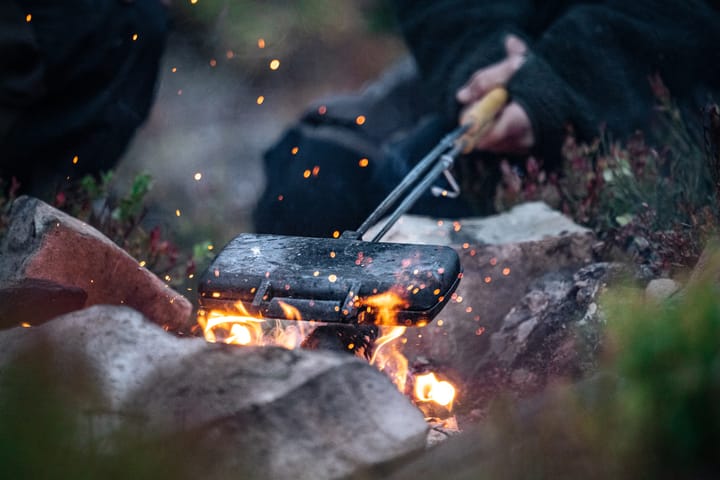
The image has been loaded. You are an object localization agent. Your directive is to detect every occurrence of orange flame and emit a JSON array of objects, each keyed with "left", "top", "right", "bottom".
[
  {"left": 197, "top": 300, "right": 309, "bottom": 349},
  {"left": 414, "top": 372, "right": 456, "bottom": 409},
  {"left": 370, "top": 326, "right": 408, "bottom": 392}
]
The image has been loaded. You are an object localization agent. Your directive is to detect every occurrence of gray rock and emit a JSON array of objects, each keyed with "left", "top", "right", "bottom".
[
  {"left": 645, "top": 278, "right": 681, "bottom": 302},
  {"left": 488, "top": 265, "right": 609, "bottom": 373},
  {"left": 364, "top": 204, "right": 607, "bottom": 406},
  {"left": 364, "top": 202, "right": 590, "bottom": 245},
  {"left": 0, "top": 305, "right": 428, "bottom": 480},
  {"left": 399, "top": 233, "right": 595, "bottom": 383}
]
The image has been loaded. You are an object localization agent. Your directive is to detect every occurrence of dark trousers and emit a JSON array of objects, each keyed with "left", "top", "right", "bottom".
[
  {"left": 0, "top": 0, "right": 168, "bottom": 196},
  {"left": 252, "top": 58, "right": 499, "bottom": 238}
]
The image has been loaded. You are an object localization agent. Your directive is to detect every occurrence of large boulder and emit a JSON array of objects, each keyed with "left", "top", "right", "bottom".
[
  {"left": 367, "top": 203, "right": 602, "bottom": 410},
  {"left": 0, "top": 306, "right": 428, "bottom": 479}
]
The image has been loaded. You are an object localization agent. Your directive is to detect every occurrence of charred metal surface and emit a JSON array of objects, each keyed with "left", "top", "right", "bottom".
[
  {"left": 198, "top": 233, "right": 462, "bottom": 326},
  {"left": 300, "top": 324, "right": 378, "bottom": 359}
]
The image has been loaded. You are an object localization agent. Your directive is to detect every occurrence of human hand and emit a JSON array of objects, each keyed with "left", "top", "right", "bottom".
[{"left": 456, "top": 35, "right": 534, "bottom": 154}]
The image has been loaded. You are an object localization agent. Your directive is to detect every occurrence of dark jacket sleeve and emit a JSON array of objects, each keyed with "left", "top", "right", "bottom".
[
  {"left": 0, "top": 1, "right": 45, "bottom": 138},
  {"left": 392, "top": 0, "right": 540, "bottom": 121},
  {"left": 509, "top": 0, "right": 720, "bottom": 165},
  {"left": 394, "top": 0, "right": 720, "bottom": 166}
]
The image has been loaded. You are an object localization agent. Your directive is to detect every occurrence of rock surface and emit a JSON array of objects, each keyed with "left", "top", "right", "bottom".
[
  {"left": 645, "top": 278, "right": 681, "bottom": 302},
  {"left": 364, "top": 202, "right": 590, "bottom": 245},
  {"left": 369, "top": 203, "right": 602, "bottom": 410},
  {"left": 0, "top": 278, "right": 87, "bottom": 329},
  {"left": 0, "top": 196, "right": 192, "bottom": 331},
  {"left": 0, "top": 306, "right": 428, "bottom": 480}
]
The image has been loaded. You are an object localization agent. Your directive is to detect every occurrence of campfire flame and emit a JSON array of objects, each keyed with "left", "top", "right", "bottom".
[
  {"left": 197, "top": 291, "right": 456, "bottom": 411},
  {"left": 370, "top": 326, "right": 408, "bottom": 393},
  {"left": 198, "top": 300, "right": 310, "bottom": 349},
  {"left": 414, "top": 372, "right": 456, "bottom": 408}
]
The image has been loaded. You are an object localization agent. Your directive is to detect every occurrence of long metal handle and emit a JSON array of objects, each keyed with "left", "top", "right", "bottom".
[
  {"left": 370, "top": 142, "right": 463, "bottom": 242},
  {"left": 350, "top": 87, "right": 509, "bottom": 242},
  {"left": 352, "top": 124, "right": 468, "bottom": 238}
]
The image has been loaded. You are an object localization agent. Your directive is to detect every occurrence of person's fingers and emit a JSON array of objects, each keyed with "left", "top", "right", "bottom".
[
  {"left": 456, "top": 35, "right": 528, "bottom": 105},
  {"left": 456, "top": 56, "right": 521, "bottom": 104},
  {"left": 473, "top": 102, "right": 534, "bottom": 154},
  {"left": 504, "top": 34, "right": 528, "bottom": 57}
]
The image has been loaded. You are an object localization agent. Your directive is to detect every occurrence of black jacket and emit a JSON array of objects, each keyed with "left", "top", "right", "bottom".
[
  {"left": 0, "top": 0, "right": 167, "bottom": 193},
  {"left": 393, "top": 0, "right": 720, "bottom": 166}
]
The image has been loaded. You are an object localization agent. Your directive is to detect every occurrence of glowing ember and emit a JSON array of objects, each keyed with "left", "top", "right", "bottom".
[
  {"left": 227, "top": 323, "right": 253, "bottom": 345},
  {"left": 414, "top": 372, "right": 456, "bottom": 408}
]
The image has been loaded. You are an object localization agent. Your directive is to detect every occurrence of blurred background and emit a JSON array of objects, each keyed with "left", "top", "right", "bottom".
[{"left": 116, "top": 0, "right": 406, "bottom": 251}]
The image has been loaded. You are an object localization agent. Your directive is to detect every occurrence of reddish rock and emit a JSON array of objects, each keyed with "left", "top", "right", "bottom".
[
  {"left": 0, "top": 196, "right": 192, "bottom": 331},
  {"left": 0, "top": 278, "right": 87, "bottom": 329}
]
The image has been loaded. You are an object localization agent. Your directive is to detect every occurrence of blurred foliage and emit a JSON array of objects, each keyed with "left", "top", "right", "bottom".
[
  {"left": 367, "top": 260, "right": 720, "bottom": 479},
  {"left": 59, "top": 172, "right": 215, "bottom": 301},
  {"left": 0, "top": 339, "right": 212, "bottom": 480},
  {"left": 169, "top": 0, "right": 397, "bottom": 70},
  {"left": 605, "top": 269, "right": 720, "bottom": 475},
  {"left": 0, "top": 171, "right": 213, "bottom": 311},
  {"left": 172, "top": 0, "right": 394, "bottom": 44},
  {"left": 495, "top": 80, "right": 720, "bottom": 275}
]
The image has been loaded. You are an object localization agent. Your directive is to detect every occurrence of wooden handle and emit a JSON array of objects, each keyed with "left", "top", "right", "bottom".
[{"left": 458, "top": 87, "right": 508, "bottom": 153}]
